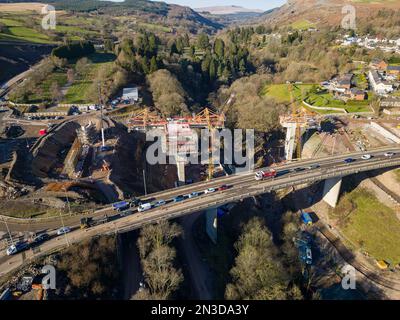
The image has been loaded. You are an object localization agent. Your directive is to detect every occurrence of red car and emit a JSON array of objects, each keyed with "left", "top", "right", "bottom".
[{"left": 218, "top": 185, "right": 229, "bottom": 191}]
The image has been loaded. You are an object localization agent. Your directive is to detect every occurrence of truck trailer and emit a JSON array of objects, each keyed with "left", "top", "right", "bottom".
[
  {"left": 255, "top": 169, "right": 277, "bottom": 181},
  {"left": 112, "top": 201, "right": 130, "bottom": 211}
]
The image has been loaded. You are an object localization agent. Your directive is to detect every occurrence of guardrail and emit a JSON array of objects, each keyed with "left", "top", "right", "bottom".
[{"left": 104, "top": 157, "right": 400, "bottom": 235}]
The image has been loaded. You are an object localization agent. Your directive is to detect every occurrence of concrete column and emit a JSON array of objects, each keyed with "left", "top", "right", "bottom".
[
  {"left": 205, "top": 207, "right": 218, "bottom": 244},
  {"left": 176, "top": 160, "right": 186, "bottom": 185},
  {"left": 283, "top": 123, "right": 297, "bottom": 161},
  {"left": 322, "top": 177, "right": 342, "bottom": 208}
]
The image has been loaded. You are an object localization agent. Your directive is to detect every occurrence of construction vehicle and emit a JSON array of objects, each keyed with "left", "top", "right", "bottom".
[
  {"left": 376, "top": 260, "right": 389, "bottom": 270},
  {"left": 80, "top": 217, "right": 94, "bottom": 229},
  {"left": 301, "top": 211, "right": 313, "bottom": 226}
]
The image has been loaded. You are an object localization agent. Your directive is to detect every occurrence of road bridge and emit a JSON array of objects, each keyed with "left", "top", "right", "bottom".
[{"left": 1, "top": 146, "right": 400, "bottom": 281}]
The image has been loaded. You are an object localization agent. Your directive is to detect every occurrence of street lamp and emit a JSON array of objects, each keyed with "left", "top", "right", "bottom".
[
  {"left": 58, "top": 209, "right": 70, "bottom": 247},
  {"left": 63, "top": 187, "right": 72, "bottom": 216}
]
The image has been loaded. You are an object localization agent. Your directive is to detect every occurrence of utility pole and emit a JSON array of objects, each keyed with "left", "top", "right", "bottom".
[
  {"left": 58, "top": 209, "right": 70, "bottom": 247},
  {"left": 98, "top": 82, "right": 105, "bottom": 147},
  {"left": 2, "top": 216, "right": 14, "bottom": 246},
  {"left": 63, "top": 187, "right": 72, "bottom": 216}
]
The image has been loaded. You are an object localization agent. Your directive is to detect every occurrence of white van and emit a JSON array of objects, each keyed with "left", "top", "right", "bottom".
[{"left": 138, "top": 203, "right": 152, "bottom": 212}]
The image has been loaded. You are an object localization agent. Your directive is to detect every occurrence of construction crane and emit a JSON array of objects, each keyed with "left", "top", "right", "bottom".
[{"left": 128, "top": 108, "right": 225, "bottom": 181}]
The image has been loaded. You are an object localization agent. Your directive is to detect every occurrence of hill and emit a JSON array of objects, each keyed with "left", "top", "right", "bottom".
[
  {"left": 260, "top": 0, "right": 400, "bottom": 32},
  {"left": 0, "top": 0, "right": 222, "bottom": 32}
]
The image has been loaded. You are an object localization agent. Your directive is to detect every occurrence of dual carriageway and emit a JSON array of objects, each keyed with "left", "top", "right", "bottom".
[{"left": 1, "top": 146, "right": 400, "bottom": 280}]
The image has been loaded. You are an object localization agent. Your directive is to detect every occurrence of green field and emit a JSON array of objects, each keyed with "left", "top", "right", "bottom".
[
  {"left": 0, "top": 12, "right": 102, "bottom": 43},
  {"left": 261, "top": 83, "right": 315, "bottom": 103},
  {"left": 0, "top": 17, "right": 23, "bottom": 26},
  {"left": 137, "top": 22, "right": 172, "bottom": 33},
  {"left": 0, "top": 26, "right": 54, "bottom": 43},
  {"left": 331, "top": 189, "right": 400, "bottom": 265},
  {"left": 0, "top": 13, "right": 55, "bottom": 43},
  {"left": 291, "top": 19, "right": 316, "bottom": 30}
]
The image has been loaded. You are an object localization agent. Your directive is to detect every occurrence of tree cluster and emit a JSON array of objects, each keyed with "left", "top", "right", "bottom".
[
  {"left": 225, "top": 217, "right": 303, "bottom": 300},
  {"left": 133, "top": 221, "right": 183, "bottom": 300},
  {"left": 52, "top": 41, "right": 95, "bottom": 60},
  {"left": 146, "top": 69, "right": 190, "bottom": 117},
  {"left": 54, "top": 236, "right": 120, "bottom": 299}
]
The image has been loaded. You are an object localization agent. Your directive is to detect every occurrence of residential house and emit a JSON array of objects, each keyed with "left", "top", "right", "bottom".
[
  {"left": 349, "top": 88, "right": 367, "bottom": 101},
  {"left": 369, "top": 59, "right": 388, "bottom": 71},
  {"left": 368, "top": 70, "right": 393, "bottom": 95},
  {"left": 335, "top": 73, "right": 354, "bottom": 90}
]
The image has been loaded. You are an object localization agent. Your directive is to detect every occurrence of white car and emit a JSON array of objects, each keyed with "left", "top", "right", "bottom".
[
  {"left": 138, "top": 203, "right": 152, "bottom": 212},
  {"left": 57, "top": 227, "right": 71, "bottom": 235},
  {"left": 204, "top": 188, "right": 216, "bottom": 194},
  {"left": 6, "top": 242, "right": 28, "bottom": 256},
  {"left": 384, "top": 152, "right": 395, "bottom": 158},
  {"left": 361, "top": 154, "right": 372, "bottom": 160},
  {"left": 6, "top": 245, "right": 17, "bottom": 256}
]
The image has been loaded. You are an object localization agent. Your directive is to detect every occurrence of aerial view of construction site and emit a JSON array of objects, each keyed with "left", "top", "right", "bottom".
[{"left": 1, "top": 0, "right": 400, "bottom": 310}]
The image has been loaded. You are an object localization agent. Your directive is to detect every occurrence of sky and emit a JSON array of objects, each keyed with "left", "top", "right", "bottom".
[{"left": 152, "top": 0, "right": 287, "bottom": 11}]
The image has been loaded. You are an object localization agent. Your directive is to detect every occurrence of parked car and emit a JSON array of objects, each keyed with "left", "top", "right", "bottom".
[
  {"left": 218, "top": 185, "right": 228, "bottom": 191},
  {"left": 293, "top": 167, "right": 306, "bottom": 172},
  {"left": 307, "top": 164, "right": 320, "bottom": 170},
  {"left": 57, "top": 227, "right": 71, "bottom": 235},
  {"left": 204, "top": 188, "right": 217, "bottom": 194},
  {"left": 361, "top": 154, "right": 372, "bottom": 160}
]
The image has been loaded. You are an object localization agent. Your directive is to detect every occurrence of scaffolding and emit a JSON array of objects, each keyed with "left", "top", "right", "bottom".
[{"left": 128, "top": 108, "right": 225, "bottom": 181}]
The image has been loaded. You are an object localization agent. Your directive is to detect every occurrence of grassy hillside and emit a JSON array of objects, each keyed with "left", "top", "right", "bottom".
[{"left": 331, "top": 188, "right": 400, "bottom": 266}]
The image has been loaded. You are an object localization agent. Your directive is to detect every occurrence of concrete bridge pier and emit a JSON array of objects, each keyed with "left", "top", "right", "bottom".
[
  {"left": 205, "top": 207, "right": 218, "bottom": 244},
  {"left": 322, "top": 177, "right": 342, "bottom": 208},
  {"left": 282, "top": 122, "right": 297, "bottom": 161},
  {"left": 176, "top": 160, "right": 186, "bottom": 185}
]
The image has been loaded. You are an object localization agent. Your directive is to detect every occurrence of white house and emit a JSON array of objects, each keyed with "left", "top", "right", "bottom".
[
  {"left": 368, "top": 70, "right": 393, "bottom": 95},
  {"left": 122, "top": 87, "right": 139, "bottom": 102}
]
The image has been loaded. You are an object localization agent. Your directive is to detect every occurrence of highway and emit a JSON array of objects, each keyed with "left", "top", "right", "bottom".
[{"left": 1, "top": 146, "right": 400, "bottom": 280}]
